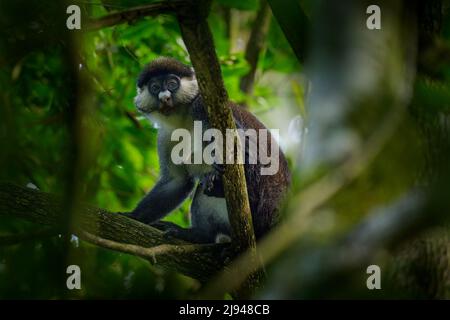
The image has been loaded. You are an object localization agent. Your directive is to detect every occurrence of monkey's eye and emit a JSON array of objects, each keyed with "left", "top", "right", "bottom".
[
  {"left": 149, "top": 83, "right": 161, "bottom": 94},
  {"left": 166, "top": 79, "right": 179, "bottom": 91}
]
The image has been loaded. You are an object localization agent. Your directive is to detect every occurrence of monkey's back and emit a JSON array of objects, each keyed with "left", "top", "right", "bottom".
[
  {"left": 230, "top": 103, "right": 291, "bottom": 239},
  {"left": 192, "top": 96, "right": 291, "bottom": 239}
]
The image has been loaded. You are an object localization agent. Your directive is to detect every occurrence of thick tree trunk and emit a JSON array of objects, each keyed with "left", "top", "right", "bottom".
[{"left": 176, "top": 0, "right": 262, "bottom": 297}]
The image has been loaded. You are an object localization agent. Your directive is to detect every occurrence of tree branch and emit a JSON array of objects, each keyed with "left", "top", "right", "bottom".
[
  {"left": 175, "top": 0, "right": 261, "bottom": 297},
  {"left": 86, "top": 1, "right": 188, "bottom": 31},
  {"left": 267, "top": 0, "right": 310, "bottom": 63},
  {"left": 83, "top": 0, "right": 261, "bottom": 293},
  {"left": 79, "top": 230, "right": 216, "bottom": 264},
  {"left": 0, "top": 182, "right": 225, "bottom": 282},
  {"left": 240, "top": 0, "right": 272, "bottom": 95}
]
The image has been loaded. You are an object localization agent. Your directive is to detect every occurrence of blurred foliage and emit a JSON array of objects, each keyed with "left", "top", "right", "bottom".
[
  {"left": 0, "top": 0, "right": 449, "bottom": 299},
  {"left": 0, "top": 0, "right": 300, "bottom": 299}
]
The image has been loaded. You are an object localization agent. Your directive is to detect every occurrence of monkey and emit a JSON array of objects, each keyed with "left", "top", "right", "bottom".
[{"left": 123, "top": 57, "right": 290, "bottom": 244}]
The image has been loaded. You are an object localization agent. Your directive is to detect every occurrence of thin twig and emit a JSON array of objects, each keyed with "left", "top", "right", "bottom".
[
  {"left": 78, "top": 230, "right": 214, "bottom": 263},
  {"left": 240, "top": 0, "right": 272, "bottom": 95}
]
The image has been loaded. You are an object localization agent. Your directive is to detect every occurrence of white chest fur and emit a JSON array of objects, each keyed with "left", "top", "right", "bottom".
[{"left": 193, "top": 191, "right": 229, "bottom": 227}]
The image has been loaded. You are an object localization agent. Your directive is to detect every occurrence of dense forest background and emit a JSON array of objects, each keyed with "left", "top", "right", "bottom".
[{"left": 0, "top": 0, "right": 449, "bottom": 299}]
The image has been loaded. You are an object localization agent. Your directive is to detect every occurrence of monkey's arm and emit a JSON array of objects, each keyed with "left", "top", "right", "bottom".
[{"left": 128, "top": 177, "right": 195, "bottom": 224}]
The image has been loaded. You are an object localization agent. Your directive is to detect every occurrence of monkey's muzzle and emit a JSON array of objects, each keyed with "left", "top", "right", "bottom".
[{"left": 158, "top": 90, "right": 174, "bottom": 115}]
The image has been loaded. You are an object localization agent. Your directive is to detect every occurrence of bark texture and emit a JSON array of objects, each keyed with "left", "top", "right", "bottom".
[{"left": 0, "top": 182, "right": 225, "bottom": 282}]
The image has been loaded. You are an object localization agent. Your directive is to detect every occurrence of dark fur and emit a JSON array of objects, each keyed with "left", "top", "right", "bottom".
[
  {"left": 233, "top": 105, "right": 290, "bottom": 237},
  {"left": 129, "top": 57, "right": 290, "bottom": 243},
  {"left": 137, "top": 57, "right": 194, "bottom": 89},
  {"left": 190, "top": 95, "right": 291, "bottom": 238}
]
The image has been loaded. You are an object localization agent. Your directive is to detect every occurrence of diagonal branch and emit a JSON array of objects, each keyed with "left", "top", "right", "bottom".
[
  {"left": 79, "top": 230, "right": 217, "bottom": 264},
  {"left": 240, "top": 0, "right": 272, "bottom": 95},
  {"left": 175, "top": 0, "right": 261, "bottom": 297},
  {"left": 0, "top": 182, "right": 225, "bottom": 282},
  {"left": 267, "top": 0, "right": 310, "bottom": 63},
  {"left": 86, "top": 1, "right": 188, "bottom": 31}
]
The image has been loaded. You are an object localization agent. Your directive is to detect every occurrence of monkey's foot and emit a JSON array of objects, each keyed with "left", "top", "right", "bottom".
[
  {"left": 163, "top": 226, "right": 212, "bottom": 244},
  {"left": 219, "top": 244, "right": 238, "bottom": 265},
  {"left": 203, "top": 168, "right": 225, "bottom": 196}
]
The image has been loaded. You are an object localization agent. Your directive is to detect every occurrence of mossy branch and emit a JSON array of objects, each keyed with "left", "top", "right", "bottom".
[
  {"left": 175, "top": 0, "right": 261, "bottom": 297},
  {"left": 0, "top": 182, "right": 225, "bottom": 282},
  {"left": 86, "top": 1, "right": 188, "bottom": 31}
]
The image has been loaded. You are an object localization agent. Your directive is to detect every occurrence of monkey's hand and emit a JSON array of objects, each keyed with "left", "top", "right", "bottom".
[
  {"left": 212, "top": 162, "right": 225, "bottom": 175},
  {"left": 115, "top": 211, "right": 135, "bottom": 219},
  {"left": 149, "top": 220, "right": 181, "bottom": 231},
  {"left": 115, "top": 211, "right": 148, "bottom": 224},
  {"left": 116, "top": 212, "right": 165, "bottom": 230},
  {"left": 202, "top": 163, "right": 225, "bottom": 195}
]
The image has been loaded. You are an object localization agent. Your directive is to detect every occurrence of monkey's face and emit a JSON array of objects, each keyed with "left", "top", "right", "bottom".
[
  {"left": 134, "top": 74, "right": 199, "bottom": 118},
  {"left": 146, "top": 74, "right": 178, "bottom": 115}
]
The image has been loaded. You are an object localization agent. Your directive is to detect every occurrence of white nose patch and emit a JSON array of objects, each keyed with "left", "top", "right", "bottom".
[{"left": 158, "top": 90, "right": 171, "bottom": 101}]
